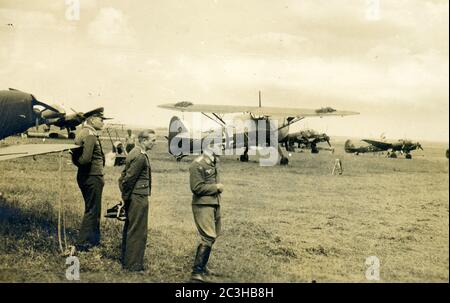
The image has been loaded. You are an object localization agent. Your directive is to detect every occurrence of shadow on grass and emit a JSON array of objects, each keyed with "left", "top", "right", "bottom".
[{"left": 0, "top": 197, "right": 78, "bottom": 254}]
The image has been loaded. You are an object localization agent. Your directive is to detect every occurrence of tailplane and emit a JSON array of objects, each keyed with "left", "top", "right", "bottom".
[{"left": 344, "top": 139, "right": 355, "bottom": 153}]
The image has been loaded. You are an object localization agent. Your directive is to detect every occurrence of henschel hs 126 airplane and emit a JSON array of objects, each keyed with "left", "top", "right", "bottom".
[{"left": 159, "top": 92, "right": 359, "bottom": 165}]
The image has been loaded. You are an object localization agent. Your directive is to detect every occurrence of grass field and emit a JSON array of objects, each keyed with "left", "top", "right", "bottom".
[{"left": 0, "top": 134, "right": 448, "bottom": 282}]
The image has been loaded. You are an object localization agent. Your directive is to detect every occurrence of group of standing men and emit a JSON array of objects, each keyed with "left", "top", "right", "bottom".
[
  {"left": 73, "top": 110, "right": 223, "bottom": 282},
  {"left": 73, "top": 111, "right": 155, "bottom": 271}
]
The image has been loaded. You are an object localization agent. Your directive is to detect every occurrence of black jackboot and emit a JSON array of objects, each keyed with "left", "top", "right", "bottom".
[{"left": 191, "top": 244, "right": 211, "bottom": 282}]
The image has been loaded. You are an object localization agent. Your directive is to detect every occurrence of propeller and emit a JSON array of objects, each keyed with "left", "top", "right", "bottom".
[{"left": 417, "top": 142, "right": 423, "bottom": 150}]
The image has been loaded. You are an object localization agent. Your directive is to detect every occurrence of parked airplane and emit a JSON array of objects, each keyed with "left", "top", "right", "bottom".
[
  {"left": 345, "top": 138, "right": 423, "bottom": 159},
  {"left": 282, "top": 129, "right": 332, "bottom": 153},
  {"left": 159, "top": 93, "right": 358, "bottom": 165},
  {"left": 42, "top": 106, "right": 109, "bottom": 139}
]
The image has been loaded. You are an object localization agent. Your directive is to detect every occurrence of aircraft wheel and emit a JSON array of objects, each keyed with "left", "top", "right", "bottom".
[
  {"left": 311, "top": 148, "right": 319, "bottom": 154},
  {"left": 68, "top": 132, "right": 76, "bottom": 140},
  {"left": 389, "top": 153, "right": 397, "bottom": 158},
  {"left": 405, "top": 154, "right": 412, "bottom": 159},
  {"left": 280, "top": 157, "right": 289, "bottom": 166},
  {"left": 240, "top": 154, "right": 249, "bottom": 162}
]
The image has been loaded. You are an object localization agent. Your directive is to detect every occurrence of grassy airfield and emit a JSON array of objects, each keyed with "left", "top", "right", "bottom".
[{"left": 0, "top": 133, "right": 448, "bottom": 282}]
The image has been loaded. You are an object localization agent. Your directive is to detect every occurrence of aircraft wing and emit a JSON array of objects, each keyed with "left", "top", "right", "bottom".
[
  {"left": 0, "top": 144, "right": 79, "bottom": 161},
  {"left": 158, "top": 103, "right": 359, "bottom": 117},
  {"left": 362, "top": 139, "right": 393, "bottom": 150}
]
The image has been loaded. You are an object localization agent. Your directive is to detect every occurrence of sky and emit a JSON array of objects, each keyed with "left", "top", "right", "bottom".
[{"left": 0, "top": 0, "right": 448, "bottom": 142}]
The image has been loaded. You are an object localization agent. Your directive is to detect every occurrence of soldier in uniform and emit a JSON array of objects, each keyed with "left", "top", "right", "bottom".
[
  {"left": 74, "top": 112, "right": 107, "bottom": 251},
  {"left": 189, "top": 147, "right": 224, "bottom": 282},
  {"left": 119, "top": 130, "right": 156, "bottom": 271}
]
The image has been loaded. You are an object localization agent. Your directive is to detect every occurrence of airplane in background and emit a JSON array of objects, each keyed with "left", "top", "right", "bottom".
[
  {"left": 0, "top": 88, "right": 78, "bottom": 161},
  {"left": 1, "top": 88, "right": 110, "bottom": 140},
  {"left": 41, "top": 106, "right": 109, "bottom": 139},
  {"left": 158, "top": 93, "right": 359, "bottom": 165},
  {"left": 282, "top": 129, "right": 332, "bottom": 154},
  {"left": 345, "top": 138, "right": 423, "bottom": 159},
  {"left": 0, "top": 88, "right": 63, "bottom": 140}
]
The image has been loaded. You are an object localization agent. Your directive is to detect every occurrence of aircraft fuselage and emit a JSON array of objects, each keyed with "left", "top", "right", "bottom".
[{"left": 167, "top": 115, "right": 292, "bottom": 157}]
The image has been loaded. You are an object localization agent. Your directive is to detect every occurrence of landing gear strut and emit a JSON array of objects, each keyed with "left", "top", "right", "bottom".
[
  {"left": 68, "top": 132, "right": 76, "bottom": 140},
  {"left": 280, "top": 157, "right": 289, "bottom": 165},
  {"left": 388, "top": 152, "right": 397, "bottom": 158},
  {"left": 240, "top": 147, "right": 249, "bottom": 162},
  {"left": 278, "top": 145, "right": 289, "bottom": 166},
  {"left": 175, "top": 154, "right": 188, "bottom": 162},
  {"left": 285, "top": 142, "right": 295, "bottom": 153}
]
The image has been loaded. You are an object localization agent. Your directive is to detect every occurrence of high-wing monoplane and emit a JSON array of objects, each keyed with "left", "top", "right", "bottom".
[
  {"left": 345, "top": 138, "right": 423, "bottom": 159},
  {"left": 159, "top": 93, "right": 358, "bottom": 165}
]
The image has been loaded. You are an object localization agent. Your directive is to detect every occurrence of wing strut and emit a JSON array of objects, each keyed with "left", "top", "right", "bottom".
[
  {"left": 201, "top": 112, "right": 226, "bottom": 127},
  {"left": 277, "top": 117, "right": 305, "bottom": 131},
  {"left": 213, "top": 113, "right": 226, "bottom": 125}
]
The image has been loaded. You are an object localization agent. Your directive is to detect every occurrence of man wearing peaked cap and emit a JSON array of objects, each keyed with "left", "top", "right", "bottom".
[
  {"left": 189, "top": 144, "right": 224, "bottom": 282},
  {"left": 73, "top": 109, "right": 107, "bottom": 252}
]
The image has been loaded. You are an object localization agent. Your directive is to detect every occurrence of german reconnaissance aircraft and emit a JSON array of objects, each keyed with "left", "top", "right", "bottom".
[
  {"left": 345, "top": 138, "right": 423, "bottom": 159},
  {"left": 158, "top": 94, "right": 358, "bottom": 165},
  {"left": 282, "top": 129, "right": 332, "bottom": 153},
  {"left": 0, "top": 88, "right": 78, "bottom": 161}
]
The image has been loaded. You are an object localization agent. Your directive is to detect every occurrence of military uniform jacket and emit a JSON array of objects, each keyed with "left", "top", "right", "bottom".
[
  {"left": 119, "top": 146, "right": 152, "bottom": 201},
  {"left": 74, "top": 125, "right": 105, "bottom": 176},
  {"left": 189, "top": 154, "right": 221, "bottom": 205}
]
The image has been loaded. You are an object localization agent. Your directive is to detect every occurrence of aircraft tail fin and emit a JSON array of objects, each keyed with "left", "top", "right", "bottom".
[
  {"left": 344, "top": 139, "right": 355, "bottom": 153},
  {"left": 168, "top": 116, "right": 191, "bottom": 156},
  {"left": 168, "top": 116, "right": 189, "bottom": 142}
]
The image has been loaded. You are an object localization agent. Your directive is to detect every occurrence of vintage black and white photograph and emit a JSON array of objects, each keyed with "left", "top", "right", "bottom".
[{"left": 0, "top": 0, "right": 448, "bottom": 286}]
